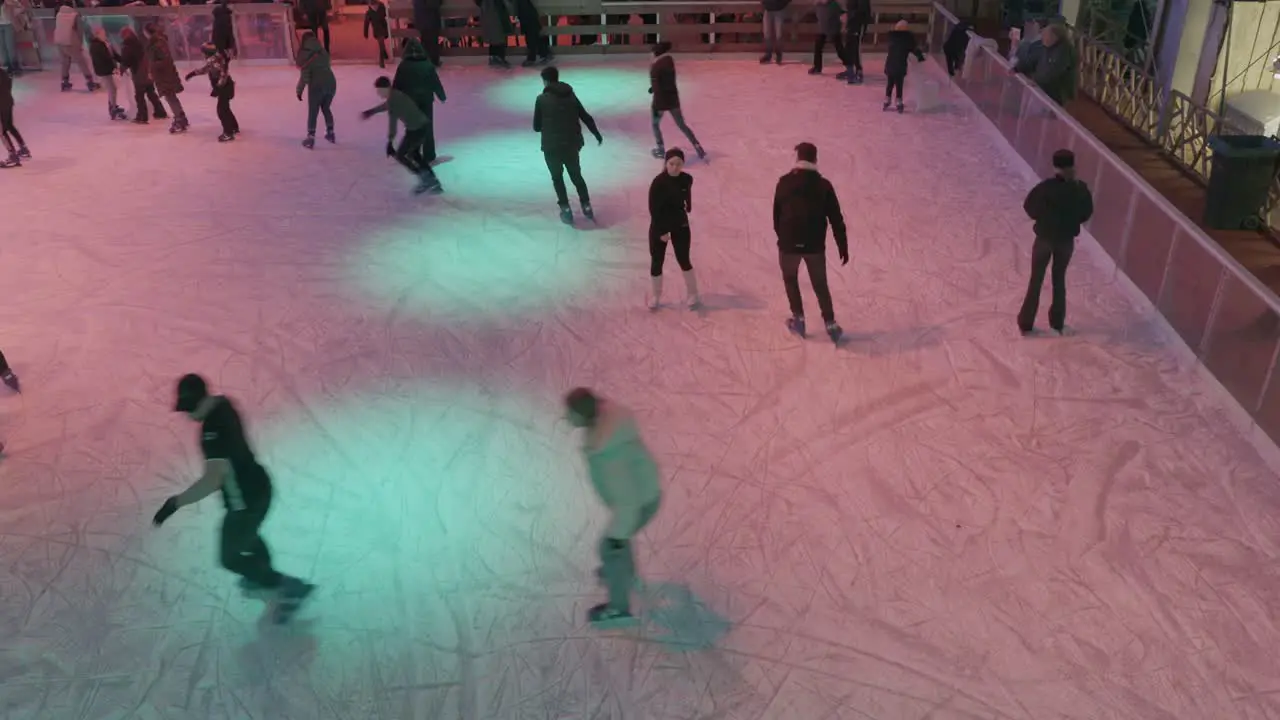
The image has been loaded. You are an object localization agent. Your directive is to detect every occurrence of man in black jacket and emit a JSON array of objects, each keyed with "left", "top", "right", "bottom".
[
  {"left": 1017, "top": 149, "right": 1093, "bottom": 335},
  {"left": 299, "top": 0, "right": 331, "bottom": 52},
  {"left": 759, "top": 0, "right": 790, "bottom": 64},
  {"left": 774, "top": 142, "right": 848, "bottom": 340},
  {"left": 534, "top": 66, "right": 603, "bottom": 225}
]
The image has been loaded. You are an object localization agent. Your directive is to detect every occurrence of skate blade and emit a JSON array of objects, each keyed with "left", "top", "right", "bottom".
[{"left": 590, "top": 614, "right": 640, "bottom": 630}]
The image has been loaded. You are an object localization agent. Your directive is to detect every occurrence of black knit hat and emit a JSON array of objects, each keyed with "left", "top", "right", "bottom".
[
  {"left": 665, "top": 147, "right": 685, "bottom": 161},
  {"left": 795, "top": 142, "right": 818, "bottom": 163},
  {"left": 1051, "top": 149, "right": 1075, "bottom": 169},
  {"left": 174, "top": 373, "right": 208, "bottom": 413}
]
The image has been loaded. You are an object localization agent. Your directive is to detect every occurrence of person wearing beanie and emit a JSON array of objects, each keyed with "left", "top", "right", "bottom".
[
  {"left": 534, "top": 65, "right": 602, "bottom": 225},
  {"left": 774, "top": 142, "right": 848, "bottom": 342},
  {"left": 0, "top": 66, "right": 28, "bottom": 168},
  {"left": 808, "top": 0, "right": 844, "bottom": 75},
  {"left": 648, "top": 42, "right": 705, "bottom": 161},
  {"left": 1017, "top": 149, "right": 1094, "bottom": 335},
  {"left": 295, "top": 30, "right": 337, "bottom": 148},
  {"left": 564, "top": 388, "right": 662, "bottom": 628},
  {"left": 836, "top": 0, "right": 870, "bottom": 83},
  {"left": 153, "top": 374, "right": 314, "bottom": 624},
  {"left": 647, "top": 147, "right": 698, "bottom": 310},
  {"left": 185, "top": 42, "right": 237, "bottom": 142},
  {"left": 362, "top": 75, "right": 443, "bottom": 195},
  {"left": 883, "top": 19, "right": 925, "bottom": 112}
]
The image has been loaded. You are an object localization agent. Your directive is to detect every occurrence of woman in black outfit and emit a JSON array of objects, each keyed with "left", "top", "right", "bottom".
[
  {"left": 0, "top": 67, "right": 28, "bottom": 168},
  {"left": 649, "top": 42, "right": 705, "bottom": 160},
  {"left": 647, "top": 148, "right": 699, "bottom": 310}
]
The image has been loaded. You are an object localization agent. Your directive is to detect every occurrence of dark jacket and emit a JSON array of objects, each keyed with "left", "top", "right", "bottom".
[
  {"left": 212, "top": 3, "right": 235, "bottom": 53},
  {"left": 119, "top": 32, "right": 149, "bottom": 86},
  {"left": 363, "top": 0, "right": 389, "bottom": 39},
  {"left": 773, "top": 162, "right": 848, "bottom": 256},
  {"left": 393, "top": 39, "right": 446, "bottom": 110},
  {"left": 412, "top": 0, "right": 442, "bottom": 38},
  {"left": 512, "top": 0, "right": 540, "bottom": 26},
  {"left": 884, "top": 29, "right": 925, "bottom": 77},
  {"left": 761, "top": 0, "right": 791, "bottom": 11},
  {"left": 845, "top": 0, "right": 870, "bottom": 32},
  {"left": 649, "top": 170, "right": 693, "bottom": 234},
  {"left": 943, "top": 22, "right": 970, "bottom": 61},
  {"left": 534, "top": 81, "right": 601, "bottom": 154},
  {"left": 1017, "top": 37, "right": 1077, "bottom": 104},
  {"left": 0, "top": 68, "right": 12, "bottom": 110},
  {"left": 649, "top": 54, "right": 679, "bottom": 112},
  {"left": 88, "top": 37, "right": 118, "bottom": 77},
  {"left": 145, "top": 29, "right": 182, "bottom": 95},
  {"left": 295, "top": 32, "right": 336, "bottom": 96},
  {"left": 474, "top": 0, "right": 512, "bottom": 45},
  {"left": 815, "top": 0, "right": 842, "bottom": 37},
  {"left": 1023, "top": 175, "right": 1093, "bottom": 241},
  {"left": 187, "top": 49, "right": 233, "bottom": 92},
  {"left": 364, "top": 88, "right": 429, "bottom": 136}
]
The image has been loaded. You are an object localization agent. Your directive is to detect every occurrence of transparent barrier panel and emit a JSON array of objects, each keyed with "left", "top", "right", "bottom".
[
  {"left": 1013, "top": 88, "right": 1052, "bottom": 169},
  {"left": 1202, "top": 274, "right": 1280, "bottom": 414},
  {"left": 1065, "top": 129, "right": 1105, "bottom": 191},
  {"left": 996, "top": 74, "right": 1025, "bottom": 142},
  {"left": 1120, "top": 190, "right": 1178, "bottom": 304},
  {"left": 1157, "top": 227, "right": 1226, "bottom": 354},
  {"left": 1085, "top": 159, "right": 1136, "bottom": 261},
  {"left": 1255, "top": 352, "right": 1280, "bottom": 445},
  {"left": 970, "top": 52, "right": 1005, "bottom": 124},
  {"left": 235, "top": 12, "right": 292, "bottom": 61}
]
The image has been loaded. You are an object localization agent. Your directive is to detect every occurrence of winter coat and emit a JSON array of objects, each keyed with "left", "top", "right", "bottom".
[
  {"left": 773, "top": 162, "right": 848, "bottom": 256},
  {"left": 412, "top": 0, "right": 441, "bottom": 38},
  {"left": 649, "top": 170, "right": 693, "bottom": 235},
  {"left": 87, "top": 38, "right": 119, "bottom": 77},
  {"left": 52, "top": 5, "right": 81, "bottom": 47},
  {"left": 761, "top": 0, "right": 791, "bottom": 11},
  {"left": 118, "top": 33, "right": 149, "bottom": 86},
  {"left": 649, "top": 53, "right": 679, "bottom": 112},
  {"left": 884, "top": 29, "right": 924, "bottom": 77},
  {"left": 944, "top": 22, "right": 970, "bottom": 59},
  {"left": 1018, "top": 37, "right": 1077, "bottom": 104},
  {"left": 363, "top": 1, "right": 389, "bottom": 39},
  {"left": 187, "top": 49, "right": 232, "bottom": 92},
  {"left": 1024, "top": 175, "right": 1093, "bottom": 241},
  {"left": 583, "top": 404, "right": 662, "bottom": 541},
  {"left": 145, "top": 30, "right": 183, "bottom": 95},
  {"left": 474, "top": 0, "right": 512, "bottom": 45},
  {"left": 511, "top": 0, "right": 539, "bottom": 27},
  {"left": 392, "top": 39, "right": 445, "bottom": 111},
  {"left": 815, "top": 0, "right": 842, "bottom": 37},
  {"left": 211, "top": 3, "right": 235, "bottom": 53},
  {"left": 533, "top": 81, "right": 601, "bottom": 154},
  {"left": 295, "top": 32, "right": 336, "bottom": 96},
  {"left": 364, "top": 88, "right": 429, "bottom": 139}
]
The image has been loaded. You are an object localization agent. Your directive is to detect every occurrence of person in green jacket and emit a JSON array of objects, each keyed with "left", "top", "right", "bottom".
[{"left": 295, "top": 31, "right": 337, "bottom": 148}]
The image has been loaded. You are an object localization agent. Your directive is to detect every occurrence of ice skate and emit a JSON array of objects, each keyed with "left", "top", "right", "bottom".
[
  {"left": 896, "top": 102, "right": 905, "bottom": 114},
  {"left": 882, "top": 99, "right": 892, "bottom": 111},
  {"left": 581, "top": 202, "right": 595, "bottom": 222},
  {"left": 324, "top": 130, "right": 336, "bottom": 144},
  {"left": 153, "top": 110, "right": 168, "bottom": 120},
  {"left": 413, "top": 171, "right": 443, "bottom": 195},
  {"left": 774, "top": 54, "right": 783, "bottom": 65},
  {"left": 588, "top": 603, "right": 638, "bottom": 629},
  {"left": 808, "top": 66, "right": 821, "bottom": 75},
  {"left": 272, "top": 577, "right": 315, "bottom": 624},
  {"left": 559, "top": 205, "right": 573, "bottom": 224},
  {"left": 786, "top": 315, "right": 806, "bottom": 337},
  {"left": 651, "top": 146, "right": 665, "bottom": 158},
  {"left": 521, "top": 58, "right": 538, "bottom": 68},
  {"left": 694, "top": 144, "right": 707, "bottom": 161},
  {"left": 132, "top": 117, "right": 149, "bottom": 125},
  {"left": 2, "top": 369, "right": 20, "bottom": 392},
  {"left": 648, "top": 276, "right": 662, "bottom": 310},
  {"left": 758, "top": 53, "right": 772, "bottom": 64},
  {"left": 87, "top": 80, "right": 100, "bottom": 92},
  {"left": 218, "top": 133, "right": 235, "bottom": 142},
  {"left": 17, "top": 145, "right": 30, "bottom": 159},
  {"left": 169, "top": 119, "right": 188, "bottom": 134},
  {"left": 110, "top": 105, "right": 128, "bottom": 121},
  {"left": 302, "top": 134, "right": 315, "bottom": 149},
  {"left": 826, "top": 321, "right": 843, "bottom": 344},
  {"left": 1053, "top": 326, "right": 1074, "bottom": 337},
  {"left": 683, "top": 270, "right": 700, "bottom": 309},
  {"left": 60, "top": 80, "right": 73, "bottom": 92},
  {"left": 0, "top": 153, "right": 19, "bottom": 169},
  {"left": 847, "top": 70, "right": 863, "bottom": 85}
]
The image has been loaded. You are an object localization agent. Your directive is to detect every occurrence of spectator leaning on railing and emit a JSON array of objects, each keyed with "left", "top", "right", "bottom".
[{"left": 1013, "top": 21, "right": 1077, "bottom": 105}]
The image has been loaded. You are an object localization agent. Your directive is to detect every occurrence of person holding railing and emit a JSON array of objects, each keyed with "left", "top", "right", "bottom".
[
  {"left": 1017, "top": 149, "right": 1094, "bottom": 336},
  {"left": 759, "top": 0, "right": 791, "bottom": 65},
  {"left": 1013, "top": 21, "right": 1076, "bottom": 105},
  {"left": 836, "top": 0, "right": 869, "bottom": 84}
]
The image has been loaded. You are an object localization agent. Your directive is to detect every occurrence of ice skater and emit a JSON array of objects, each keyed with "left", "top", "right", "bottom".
[
  {"left": 185, "top": 43, "right": 237, "bottom": 142},
  {"left": 647, "top": 148, "right": 699, "bottom": 309},
  {"left": 1017, "top": 149, "right": 1093, "bottom": 336},
  {"left": 774, "top": 142, "right": 848, "bottom": 342},
  {"left": 88, "top": 28, "right": 127, "bottom": 121},
  {"left": 837, "top": 0, "right": 870, "bottom": 83},
  {"left": 514, "top": 0, "right": 551, "bottom": 67},
  {"left": 883, "top": 19, "right": 925, "bottom": 112},
  {"left": 295, "top": 30, "right": 336, "bottom": 148},
  {"left": 153, "top": 374, "right": 314, "bottom": 623},
  {"left": 648, "top": 42, "right": 705, "bottom": 161},
  {"left": 363, "top": 0, "right": 390, "bottom": 68},
  {"left": 119, "top": 27, "right": 167, "bottom": 124},
  {"left": 0, "top": 66, "right": 28, "bottom": 167},
  {"left": 808, "top": 0, "right": 844, "bottom": 75},
  {"left": 53, "top": 0, "right": 97, "bottom": 93},
  {"left": 564, "top": 388, "right": 662, "bottom": 628},
  {"left": 144, "top": 22, "right": 188, "bottom": 133},
  {"left": 361, "top": 75, "right": 443, "bottom": 195},
  {"left": 392, "top": 38, "right": 445, "bottom": 165},
  {"left": 534, "top": 65, "right": 602, "bottom": 224}
]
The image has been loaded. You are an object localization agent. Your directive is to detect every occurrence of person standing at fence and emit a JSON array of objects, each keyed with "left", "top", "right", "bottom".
[
  {"left": 364, "top": 0, "right": 390, "bottom": 68},
  {"left": 0, "top": 66, "right": 27, "bottom": 168},
  {"left": 1014, "top": 22, "right": 1076, "bottom": 105},
  {"left": 943, "top": 20, "right": 969, "bottom": 76},
  {"left": 54, "top": 0, "right": 97, "bottom": 93},
  {"left": 759, "top": 0, "right": 790, "bottom": 64},
  {"left": 837, "top": 0, "right": 869, "bottom": 83},
  {"left": 412, "top": 0, "right": 443, "bottom": 66},
  {"left": 775, "top": 142, "right": 848, "bottom": 342},
  {"left": 808, "top": 0, "right": 844, "bottom": 75},
  {"left": 1017, "top": 149, "right": 1093, "bottom": 336},
  {"left": 648, "top": 42, "right": 705, "bottom": 161},
  {"left": 476, "top": 0, "right": 512, "bottom": 68},
  {"left": 883, "top": 19, "right": 924, "bottom": 113},
  {"left": 300, "top": 0, "right": 331, "bottom": 52},
  {"left": 514, "top": 0, "right": 551, "bottom": 67},
  {"left": 647, "top": 148, "right": 699, "bottom": 310},
  {"left": 145, "top": 23, "right": 188, "bottom": 133},
  {"left": 119, "top": 26, "right": 166, "bottom": 125},
  {"left": 185, "top": 43, "right": 237, "bottom": 142},
  {"left": 88, "top": 28, "right": 126, "bottom": 121},
  {"left": 295, "top": 31, "right": 336, "bottom": 148},
  {"left": 534, "top": 65, "right": 603, "bottom": 225},
  {"left": 211, "top": 0, "right": 236, "bottom": 64}
]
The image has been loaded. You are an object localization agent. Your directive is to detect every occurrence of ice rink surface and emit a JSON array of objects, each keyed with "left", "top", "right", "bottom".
[{"left": 3, "top": 57, "right": 1280, "bottom": 720}]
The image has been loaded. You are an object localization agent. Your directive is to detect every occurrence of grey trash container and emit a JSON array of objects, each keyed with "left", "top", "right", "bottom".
[{"left": 1205, "top": 134, "right": 1280, "bottom": 231}]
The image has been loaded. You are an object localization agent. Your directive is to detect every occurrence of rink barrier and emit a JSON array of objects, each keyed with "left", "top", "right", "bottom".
[{"left": 930, "top": 2, "right": 1280, "bottom": 448}]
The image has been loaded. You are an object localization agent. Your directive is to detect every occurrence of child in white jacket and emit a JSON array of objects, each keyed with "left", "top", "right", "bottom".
[{"left": 566, "top": 388, "right": 661, "bottom": 627}]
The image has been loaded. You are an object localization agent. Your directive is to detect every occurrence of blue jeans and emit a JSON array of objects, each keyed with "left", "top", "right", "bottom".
[
  {"left": 762, "top": 11, "right": 784, "bottom": 56},
  {"left": 0, "top": 25, "right": 17, "bottom": 70}
]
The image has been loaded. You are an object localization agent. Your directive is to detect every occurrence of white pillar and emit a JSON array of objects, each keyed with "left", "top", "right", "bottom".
[{"left": 1152, "top": 0, "right": 1220, "bottom": 99}]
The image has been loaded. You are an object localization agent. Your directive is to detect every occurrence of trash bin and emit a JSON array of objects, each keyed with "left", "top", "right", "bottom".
[{"left": 1204, "top": 134, "right": 1280, "bottom": 231}]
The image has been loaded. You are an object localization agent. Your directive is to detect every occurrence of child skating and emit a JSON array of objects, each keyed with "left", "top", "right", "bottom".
[
  {"left": 88, "top": 27, "right": 127, "bottom": 120},
  {"left": 295, "top": 30, "right": 336, "bottom": 148},
  {"left": 883, "top": 19, "right": 925, "bottom": 113},
  {"left": 0, "top": 66, "right": 28, "bottom": 167},
  {"left": 185, "top": 43, "right": 237, "bottom": 141},
  {"left": 361, "top": 76, "right": 443, "bottom": 195}
]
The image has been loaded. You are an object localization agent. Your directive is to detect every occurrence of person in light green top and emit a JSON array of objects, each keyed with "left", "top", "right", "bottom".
[{"left": 565, "top": 388, "right": 662, "bottom": 628}]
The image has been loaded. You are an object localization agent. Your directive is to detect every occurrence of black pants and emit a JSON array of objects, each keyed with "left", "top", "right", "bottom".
[
  {"left": 649, "top": 225, "right": 692, "bottom": 275},
  {"left": 945, "top": 48, "right": 964, "bottom": 76},
  {"left": 376, "top": 37, "right": 388, "bottom": 65},
  {"left": 215, "top": 83, "right": 238, "bottom": 135},
  {"left": 133, "top": 82, "right": 165, "bottom": 121},
  {"left": 308, "top": 11, "right": 330, "bottom": 51},
  {"left": 306, "top": 85, "right": 335, "bottom": 135},
  {"left": 0, "top": 103, "right": 22, "bottom": 148},
  {"left": 419, "top": 19, "right": 442, "bottom": 65},
  {"left": 779, "top": 251, "right": 835, "bottom": 324},
  {"left": 396, "top": 127, "right": 437, "bottom": 178},
  {"left": 523, "top": 22, "right": 549, "bottom": 60},
  {"left": 845, "top": 25, "right": 863, "bottom": 71},
  {"left": 220, "top": 497, "right": 283, "bottom": 588},
  {"left": 651, "top": 107, "right": 699, "bottom": 150},
  {"left": 886, "top": 73, "right": 905, "bottom": 100},
  {"left": 812, "top": 32, "right": 846, "bottom": 71},
  {"left": 1017, "top": 237, "right": 1074, "bottom": 332},
  {"left": 0, "top": 349, "right": 9, "bottom": 374},
  {"left": 489, "top": 43, "right": 507, "bottom": 60},
  {"left": 544, "top": 148, "right": 590, "bottom": 207}
]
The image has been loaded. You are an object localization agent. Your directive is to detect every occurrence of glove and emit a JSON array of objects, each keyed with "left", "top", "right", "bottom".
[
  {"left": 605, "top": 538, "right": 627, "bottom": 551},
  {"left": 183, "top": 72, "right": 194, "bottom": 81},
  {"left": 595, "top": 134, "right": 604, "bottom": 146},
  {"left": 839, "top": 249, "right": 849, "bottom": 266},
  {"left": 152, "top": 497, "right": 179, "bottom": 526},
  {"left": 297, "top": 91, "right": 303, "bottom": 102},
  {"left": 386, "top": 141, "right": 395, "bottom": 157},
  {"left": 647, "top": 87, "right": 653, "bottom": 94},
  {"left": 361, "top": 109, "right": 376, "bottom": 120}
]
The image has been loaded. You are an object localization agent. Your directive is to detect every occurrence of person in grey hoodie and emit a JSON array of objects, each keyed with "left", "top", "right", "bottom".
[
  {"left": 53, "top": 0, "right": 96, "bottom": 92},
  {"left": 295, "top": 31, "right": 336, "bottom": 148},
  {"left": 565, "top": 387, "right": 662, "bottom": 628},
  {"left": 759, "top": 0, "right": 791, "bottom": 64},
  {"left": 1014, "top": 21, "right": 1076, "bottom": 105}
]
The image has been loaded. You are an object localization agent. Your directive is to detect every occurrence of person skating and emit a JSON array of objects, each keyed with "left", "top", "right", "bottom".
[
  {"left": 0, "top": 66, "right": 27, "bottom": 168},
  {"left": 392, "top": 37, "right": 445, "bottom": 165},
  {"left": 883, "top": 19, "right": 925, "bottom": 112},
  {"left": 808, "top": 0, "right": 844, "bottom": 75},
  {"left": 774, "top": 142, "right": 848, "bottom": 341},
  {"left": 534, "top": 65, "right": 602, "bottom": 224},
  {"left": 475, "top": 0, "right": 512, "bottom": 68},
  {"left": 648, "top": 42, "right": 704, "bottom": 161},
  {"left": 514, "top": 0, "right": 551, "bottom": 67},
  {"left": 295, "top": 31, "right": 336, "bottom": 148},
  {"left": 361, "top": 75, "right": 443, "bottom": 195},
  {"left": 53, "top": 0, "right": 97, "bottom": 93},
  {"left": 143, "top": 22, "right": 188, "bottom": 133},
  {"left": 943, "top": 20, "right": 970, "bottom": 77},
  {"left": 88, "top": 28, "right": 127, "bottom": 121},
  {"left": 836, "top": 0, "right": 869, "bottom": 83},
  {"left": 759, "top": 0, "right": 791, "bottom": 64},
  {"left": 647, "top": 147, "right": 698, "bottom": 310},
  {"left": 153, "top": 374, "right": 314, "bottom": 623},
  {"left": 363, "top": 0, "right": 390, "bottom": 68},
  {"left": 118, "top": 26, "right": 166, "bottom": 124},
  {"left": 564, "top": 388, "right": 662, "bottom": 628},
  {"left": 1017, "top": 149, "right": 1093, "bottom": 336},
  {"left": 185, "top": 43, "right": 237, "bottom": 142},
  {"left": 299, "top": 0, "right": 331, "bottom": 52}
]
